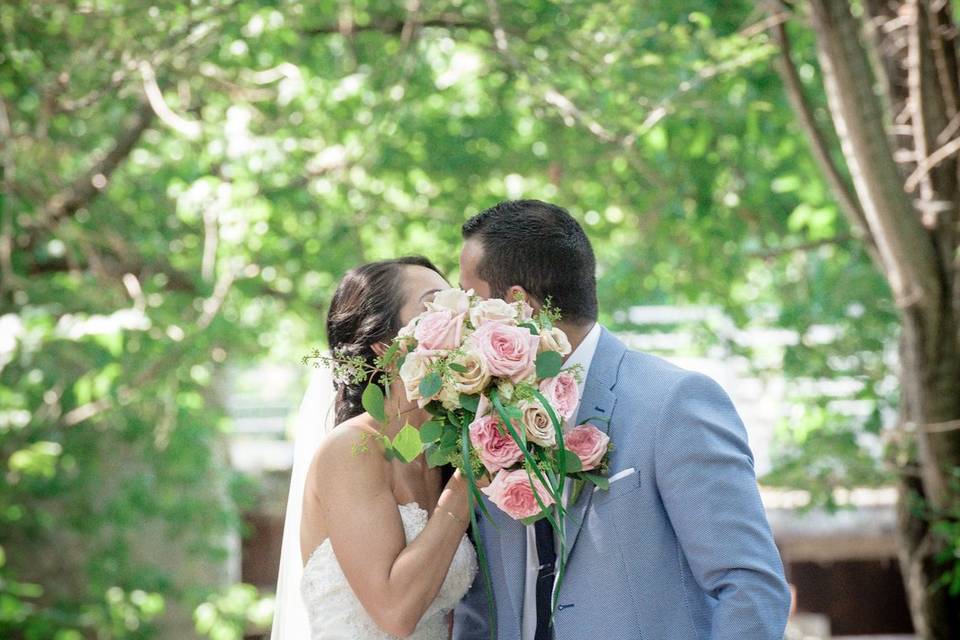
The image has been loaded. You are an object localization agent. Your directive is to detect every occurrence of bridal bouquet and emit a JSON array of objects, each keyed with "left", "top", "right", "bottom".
[{"left": 305, "top": 288, "right": 612, "bottom": 614}]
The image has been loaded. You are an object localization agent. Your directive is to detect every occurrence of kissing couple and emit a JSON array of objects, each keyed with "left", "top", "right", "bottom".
[{"left": 271, "top": 200, "right": 791, "bottom": 640}]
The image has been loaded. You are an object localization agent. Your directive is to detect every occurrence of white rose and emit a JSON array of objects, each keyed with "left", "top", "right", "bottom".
[
  {"left": 438, "top": 378, "right": 461, "bottom": 411},
  {"left": 519, "top": 399, "right": 556, "bottom": 447},
  {"left": 539, "top": 326, "right": 572, "bottom": 356},
  {"left": 450, "top": 348, "right": 491, "bottom": 395},
  {"left": 398, "top": 315, "right": 420, "bottom": 339},
  {"left": 469, "top": 298, "right": 518, "bottom": 327},
  {"left": 399, "top": 351, "right": 430, "bottom": 406},
  {"left": 426, "top": 288, "right": 472, "bottom": 315}
]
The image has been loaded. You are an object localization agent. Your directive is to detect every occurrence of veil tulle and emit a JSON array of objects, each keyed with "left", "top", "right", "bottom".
[{"left": 271, "top": 362, "right": 337, "bottom": 640}]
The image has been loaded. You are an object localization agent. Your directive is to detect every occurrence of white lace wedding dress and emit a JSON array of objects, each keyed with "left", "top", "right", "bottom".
[{"left": 300, "top": 501, "right": 478, "bottom": 640}]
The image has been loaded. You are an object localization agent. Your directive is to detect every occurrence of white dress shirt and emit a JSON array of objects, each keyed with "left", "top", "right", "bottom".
[{"left": 521, "top": 322, "right": 602, "bottom": 640}]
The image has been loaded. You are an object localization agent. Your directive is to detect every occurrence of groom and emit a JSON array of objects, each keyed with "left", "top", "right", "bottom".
[{"left": 452, "top": 200, "right": 791, "bottom": 640}]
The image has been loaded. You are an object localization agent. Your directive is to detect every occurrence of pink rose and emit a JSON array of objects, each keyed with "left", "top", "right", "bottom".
[
  {"left": 469, "top": 414, "right": 523, "bottom": 473},
  {"left": 469, "top": 321, "right": 539, "bottom": 383},
  {"left": 564, "top": 423, "right": 610, "bottom": 471},
  {"left": 481, "top": 469, "right": 556, "bottom": 520},
  {"left": 539, "top": 372, "right": 579, "bottom": 421},
  {"left": 414, "top": 309, "right": 465, "bottom": 352}
]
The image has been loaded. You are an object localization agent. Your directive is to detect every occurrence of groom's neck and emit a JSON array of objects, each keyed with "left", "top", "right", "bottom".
[{"left": 557, "top": 320, "right": 596, "bottom": 354}]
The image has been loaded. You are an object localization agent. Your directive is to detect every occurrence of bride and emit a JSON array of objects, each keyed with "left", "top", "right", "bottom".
[{"left": 271, "top": 256, "right": 479, "bottom": 640}]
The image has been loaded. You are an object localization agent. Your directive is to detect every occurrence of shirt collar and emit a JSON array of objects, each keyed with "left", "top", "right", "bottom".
[{"left": 563, "top": 322, "right": 602, "bottom": 401}]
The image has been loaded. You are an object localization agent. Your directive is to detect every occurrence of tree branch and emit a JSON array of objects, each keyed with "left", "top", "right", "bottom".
[
  {"left": 807, "top": 0, "right": 941, "bottom": 313},
  {"left": 24, "top": 98, "right": 155, "bottom": 239},
  {"left": 301, "top": 13, "right": 498, "bottom": 36},
  {"left": 0, "top": 96, "right": 16, "bottom": 296},
  {"left": 748, "top": 234, "right": 854, "bottom": 261},
  {"left": 766, "top": 7, "right": 881, "bottom": 267}
]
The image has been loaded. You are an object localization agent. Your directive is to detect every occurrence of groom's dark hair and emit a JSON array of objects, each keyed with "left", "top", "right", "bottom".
[{"left": 462, "top": 199, "right": 598, "bottom": 324}]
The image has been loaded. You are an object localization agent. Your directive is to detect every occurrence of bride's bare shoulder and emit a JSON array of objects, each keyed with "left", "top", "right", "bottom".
[{"left": 310, "top": 416, "right": 387, "bottom": 476}]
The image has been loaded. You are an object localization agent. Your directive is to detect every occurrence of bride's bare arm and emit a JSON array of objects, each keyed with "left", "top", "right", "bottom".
[{"left": 311, "top": 427, "right": 471, "bottom": 638}]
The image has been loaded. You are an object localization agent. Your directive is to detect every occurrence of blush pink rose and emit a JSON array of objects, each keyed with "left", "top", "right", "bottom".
[
  {"left": 539, "top": 372, "right": 579, "bottom": 421},
  {"left": 564, "top": 423, "right": 610, "bottom": 471},
  {"left": 469, "top": 414, "right": 523, "bottom": 473},
  {"left": 414, "top": 309, "right": 465, "bottom": 352},
  {"left": 481, "top": 469, "right": 556, "bottom": 520},
  {"left": 469, "top": 321, "right": 539, "bottom": 383}
]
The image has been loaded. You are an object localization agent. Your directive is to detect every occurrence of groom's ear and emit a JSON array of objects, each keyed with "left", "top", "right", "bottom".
[{"left": 506, "top": 285, "right": 541, "bottom": 311}]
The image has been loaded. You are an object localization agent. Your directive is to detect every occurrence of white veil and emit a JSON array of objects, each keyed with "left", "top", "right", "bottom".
[{"left": 271, "top": 361, "right": 337, "bottom": 639}]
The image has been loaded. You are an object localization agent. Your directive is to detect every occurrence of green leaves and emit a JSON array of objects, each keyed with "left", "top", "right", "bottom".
[
  {"left": 535, "top": 351, "right": 563, "bottom": 379},
  {"left": 582, "top": 472, "right": 609, "bottom": 491},
  {"left": 519, "top": 322, "right": 539, "bottom": 335},
  {"left": 459, "top": 393, "right": 480, "bottom": 414},
  {"left": 362, "top": 383, "right": 386, "bottom": 423},
  {"left": 390, "top": 424, "right": 423, "bottom": 463},
  {"left": 558, "top": 449, "right": 582, "bottom": 474},
  {"left": 419, "top": 419, "right": 444, "bottom": 443},
  {"left": 419, "top": 372, "right": 442, "bottom": 399}
]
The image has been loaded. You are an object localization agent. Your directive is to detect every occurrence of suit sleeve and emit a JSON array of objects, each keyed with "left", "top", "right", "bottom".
[
  {"left": 452, "top": 526, "right": 491, "bottom": 640},
  {"left": 653, "top": 372, "right": 791, "bottom": 640}
]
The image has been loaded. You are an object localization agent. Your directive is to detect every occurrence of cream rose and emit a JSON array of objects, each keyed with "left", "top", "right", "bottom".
[
  {"left": 519, "top": 398, "right": 556, "bottom": 447},
  {"left": 496, "top": 379, "right": 515, "bottom": 402},
  {"left": 449, "top": 348, "right": 491, "bottom": 395},
  {"left": 469, "top": 298, "right": 518, "bottom": 328},
  {"left": 397, "top": 314, "right": 421, "bottom": 339},
  {"left": 426, "top": 288, "right": 472, "bottom": 315},
  {"left": 438, "top": 378, "right": 461, "bottom": 411},
  {"left": 539, "top": 326, "right": 572, "bottom": 356},
  {"left": 398, "top": 351, "right": 431, "bottom": 406}
]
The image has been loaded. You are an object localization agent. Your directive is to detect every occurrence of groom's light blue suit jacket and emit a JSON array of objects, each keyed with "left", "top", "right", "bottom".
[{"left": 453, "top": 327, "right": 791, "bottom": 640}]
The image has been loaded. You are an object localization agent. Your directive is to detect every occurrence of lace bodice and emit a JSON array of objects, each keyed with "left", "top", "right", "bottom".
[{"left": 300, "top": 502, "right": 478, "bottom": 640}]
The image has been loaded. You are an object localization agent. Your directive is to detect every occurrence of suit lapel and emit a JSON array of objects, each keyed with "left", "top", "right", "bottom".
[{"left": 562, "top": 327, "right": 625, "bottom": 563}]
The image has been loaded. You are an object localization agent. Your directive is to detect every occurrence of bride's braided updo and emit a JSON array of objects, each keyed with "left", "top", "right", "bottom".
[{"left": 326, "top": 256, "right": 443, "bottom": 425}]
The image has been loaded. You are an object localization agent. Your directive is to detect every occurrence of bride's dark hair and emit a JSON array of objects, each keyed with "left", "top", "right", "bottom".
[{"left": 326, "top": 256, "right": 444, "bottom": 425}]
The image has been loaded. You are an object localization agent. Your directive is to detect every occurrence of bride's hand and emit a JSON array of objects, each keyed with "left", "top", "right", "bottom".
[
  {"left": 439, "top": 468, "right": 490, "bottom": 526},
  {"left": 449, "top": 467, "right": 491, "bottom": 490}
]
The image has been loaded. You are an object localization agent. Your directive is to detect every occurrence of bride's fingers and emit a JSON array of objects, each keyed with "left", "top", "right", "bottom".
[{"left": 470, "top": 470, "right": 492, "bottom": 489}]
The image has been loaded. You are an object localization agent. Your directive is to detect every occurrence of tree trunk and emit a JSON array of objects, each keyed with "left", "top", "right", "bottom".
[
  {"left": 896, "top": 309, "right": 960, "bottom": 639},
  {"left": 795, "top": 2, "right": 960, "bottom": 637}
]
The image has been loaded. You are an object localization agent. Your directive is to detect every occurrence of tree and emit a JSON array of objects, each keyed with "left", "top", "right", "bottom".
[
  {"left": 1, "top": 0, "right": 940, "bottom": 636},
  {"left": 763, "top": 1, "right": 960, "bottom": 636}
]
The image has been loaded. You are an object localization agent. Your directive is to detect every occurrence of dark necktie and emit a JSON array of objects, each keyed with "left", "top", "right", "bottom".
[{"left": 534, "top": 518, "right": 556, "bottom": 640}]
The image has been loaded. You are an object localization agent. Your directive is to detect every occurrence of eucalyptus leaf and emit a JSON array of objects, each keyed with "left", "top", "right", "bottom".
[
  {"left": 362, "top": 383, "right": 386, "bottom": 423},
  {"left": 419, "top": 419, "right": 444, "bottom": 443},
  {"left": 392, "top": 423, "right": 423, "bottom": 463},
  {"left": 559, "top": 449, "right": 583, "bottom": 473},
  {"left": 459, "top": 393, "right": 480, "bottom": 413},
  {"left": 440, "top": 428, "right": 459, "bottom": 449},
  {"left": 583, "top": 472, "right": 610, "bottom": 491},
  {"left": 419, "top": 371, "right": 442, "bottom": 399},
  {"left": 426, "top": 445, "right": 450, "bottom": 468},
  {"left": 535, "top": 350, "right": 563, "bottom": 379}
]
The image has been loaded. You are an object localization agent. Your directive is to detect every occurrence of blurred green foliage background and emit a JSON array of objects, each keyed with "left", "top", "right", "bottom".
[{"left": 0, "top": 0, "right": 899, "bottom": 637}]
